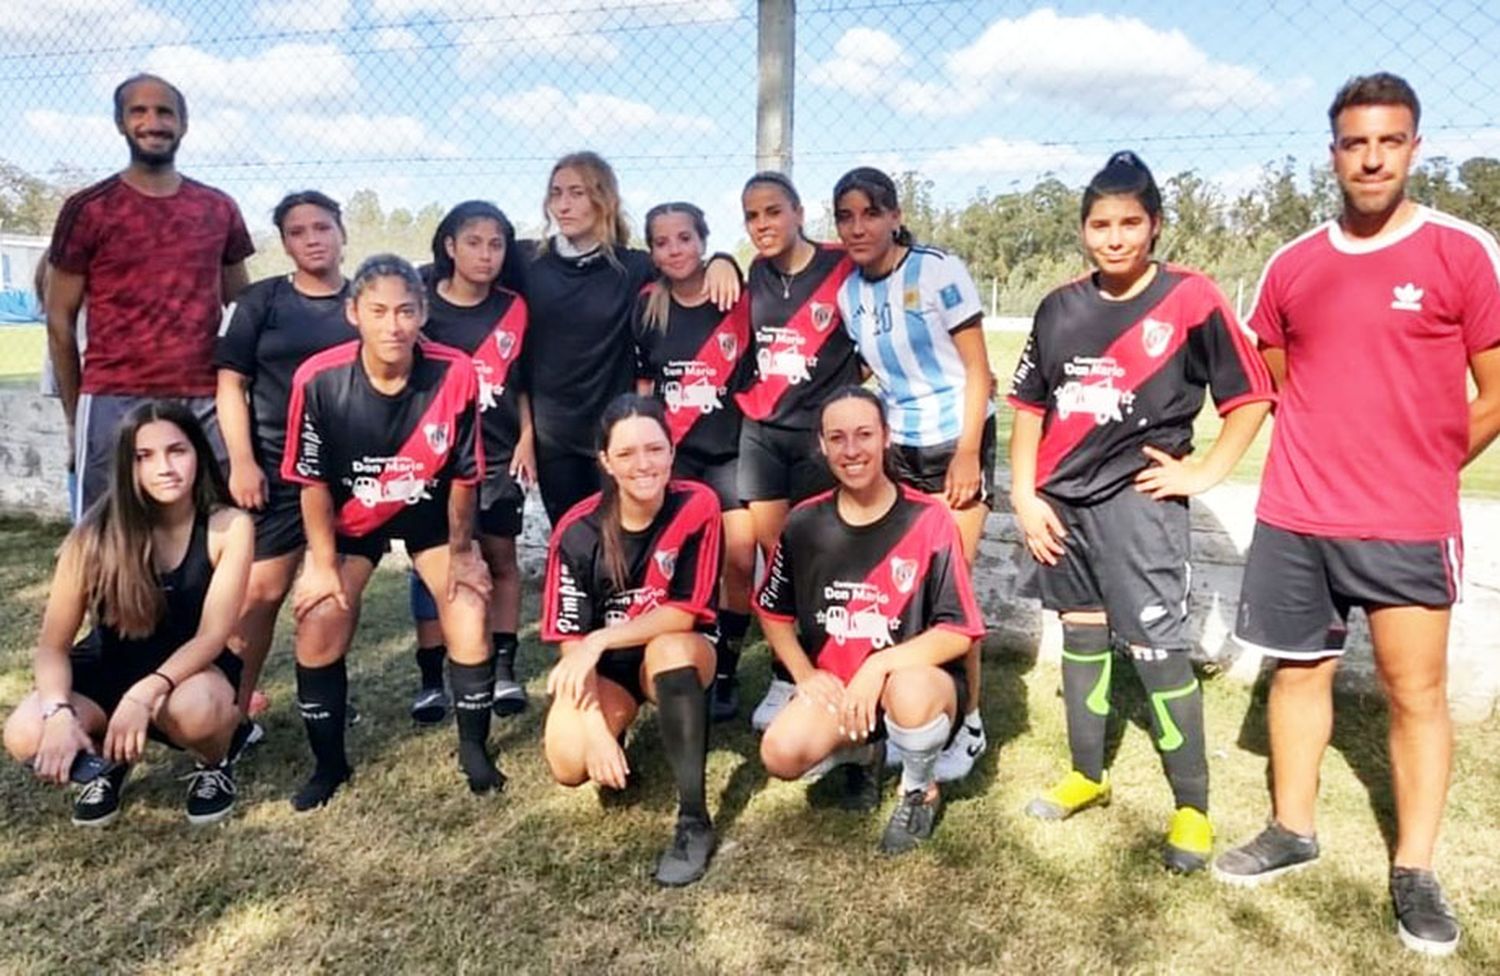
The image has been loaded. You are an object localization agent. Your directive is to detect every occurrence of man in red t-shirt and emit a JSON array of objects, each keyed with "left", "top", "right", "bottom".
[
  {"left": 46, "top": 73, "right": 254, "bottom": 520},
  {"left": 1213, "top": 74, "right": 1500, "bottom": 957}
]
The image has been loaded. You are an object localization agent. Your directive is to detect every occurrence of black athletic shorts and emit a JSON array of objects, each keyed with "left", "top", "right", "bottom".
[
  {"left": 890, "top": 415, "right": 997, "bottom": 506},
  {"left": 594, "top": 631, "right": 718, "bottom": 704},
  {"left": 478, "top": 470, "right": 526, "bottom": 539},
  {"left": 675, "top": 451, "right": 744, "bottom": 511},
  {"left": 336, "top": 496, "right": 451, "bottom": 566},
  {"left": 1235, "top": 520, "right": 1462, "bottom": 660},
  {"left": 1029, "top": 487, "right": 1192, "bottom": 649},
  {"left": 253, "top": 483, "right": 306, "bottom": 561},
  {"left": 70, "top": 645, "right": 242, "bottom": 742},
  {"left": 738, "top": 419, "right": 834, "bottom": 504}
]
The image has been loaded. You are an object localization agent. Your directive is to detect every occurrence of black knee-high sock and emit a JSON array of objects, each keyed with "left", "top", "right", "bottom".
[
  {"left": 716, "top": 611, "right": 750, "bottom": 680},
  {"left": 1060, "top": 623, "right": 1112, "bottom": 782},
  {"left": 297, "top": 659, "right": 350, "bottom": 777},
  {"left": 416, "top": 644, "right": 446, "bottom": 690},
  {"left": 491, "top": 632, "right": 519, "bottom": 683},
  {"left": 1129, "top": 648, "right": 1208, "bottom": 813},
  {"left": 653, "top": 666, "right": 709, "bottom": 823},
  {"left": 450, "top": 658, "right": 503, "bottom": 792}
]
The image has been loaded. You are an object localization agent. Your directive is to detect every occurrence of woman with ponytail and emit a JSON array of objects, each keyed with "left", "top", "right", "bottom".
[
  {"left": 1007, "top": 150, "right": 1275, "bottom": 872},
  {"left": 831, "top": 165, "right": 996, "bottom": 784},
  {"left": 633, "top": 201, "right": 756, "bottom": 723},
  {"left": 540, "top": 394, "right": 723, "bottom": 887}
]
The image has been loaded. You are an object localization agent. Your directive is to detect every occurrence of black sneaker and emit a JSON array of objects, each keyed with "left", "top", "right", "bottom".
[
  {"left": 347, "top": 698, "right": 362, "bottom": 727},
  {"left": 1390, "top": 867, "right": 1461, "bottom": 956},
  {"left": 291, "top": 766, "right": 351, "bottom": 812},
  {"left": 492, "top": 655, "right": 527, "bottom": 717},
  {"left": 709, "top": 674, "right": 739, "bottom": 723},
  {"left": 72, "top": 764, "right": 130, "bottom": 827},
  {"left": 880, "top": 787, "right": 942, "bottom": 855},
  {"left": 838, "top": 743, "right": 885, "bottom": 813},
  {"left": 1212, "top": 821, "right": 1320, "bottom": 886},
  {"left": 654, "top": 816, "right": 716, "bottom": 887},
  {"left": 184, "top": 761, "right": 237, "bottom": 825},
  {"left": 410, "top": 686, "right": 450, "bottom": 726}
]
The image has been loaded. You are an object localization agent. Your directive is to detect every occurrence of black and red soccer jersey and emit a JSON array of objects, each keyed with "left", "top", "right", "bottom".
[
  {"left": 282, "top": 340, "right": 482, "bottom": 538},
  {"left": 755, "top": 486, "right": 985, "bottom": 682},
  {"left": 1008, "top": 264, "right": 1275, "bottom": 504},
  {"left": 541, "top": 480, "right": 722, "bottom": 640},
  {"left": 736, "top": 246, "right": 860, "bottom": 429},
  {"left": 214, "top": 276, "right": 353, "bottom": 479},
  {"left": 422, "top": 283, "right": 529, "bottom": 481},
  {"left": 633, "top": 291, "right": 752, "bottom": 463}
]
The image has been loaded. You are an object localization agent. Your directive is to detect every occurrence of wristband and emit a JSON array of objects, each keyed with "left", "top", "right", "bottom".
[
  {"left": 152, "top": 671, "right": 177, "bottom": 695},
  {"left": 40, "top": 700, "right": 76, "bottom": 722}
]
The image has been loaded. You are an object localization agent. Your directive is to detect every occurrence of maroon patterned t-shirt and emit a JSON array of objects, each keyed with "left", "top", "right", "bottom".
[{"left": 50, "top": 174, "right": 255, "bottom": 396}]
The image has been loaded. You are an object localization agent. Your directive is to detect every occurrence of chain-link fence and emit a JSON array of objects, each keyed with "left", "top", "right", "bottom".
[{"left": 2, "top": 0, "right": 1498, "bottom": 378}]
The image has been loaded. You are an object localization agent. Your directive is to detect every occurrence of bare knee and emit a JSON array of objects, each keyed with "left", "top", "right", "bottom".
[
  {"left": 644, "top": 632, "right": 713, "bottom": 681},
  {"left": 542, "top": 723, "right": 590, "bottom": 787},
  {"left": 3, "top": 699, "right": 42, "bottom": 762},
  {"left": 760, "top": 729, "right": 806, "bottom": 780},
  {"left": 296, "top": 601, "right": 357, "bottom": 666},
  {"left": 158, "top": 676, "right": 237, "bottom": 744},
  {"left": 881, "top": 668, "right": 953, "bottom": 727}
]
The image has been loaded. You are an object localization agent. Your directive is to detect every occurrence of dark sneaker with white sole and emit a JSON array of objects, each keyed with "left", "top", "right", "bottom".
[
  {"left": 654, "top": 816, "right": 716, "bottom": 887},
  {"left": 184, "top": 761, "right": 237, "bottom": 825},
  {"left": 410, "top": 685, "right": 450, "bottom": 725},
  {"left": 1212, "top": 821, "right": 1320, "bottom": 886},
  {"left": 880, "top": 788, "right": 942, "bottom": 854},
  {"left": 491, "top": 655, "right": 528, "bottom": 717},
  {"left": 72, "top": 764, "right": 130, "bottom": 827},
  {"left": 1390, "top": 867, "right": 1460, "bottom": 956},
  {"left": 838, "top": 743, "right": 886, "bottom": 813}
]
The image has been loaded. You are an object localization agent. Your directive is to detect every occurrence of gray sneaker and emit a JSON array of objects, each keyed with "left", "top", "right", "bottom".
[
  {"left": 880, "top": 788, "right": 941, "bottom": 855},
  {"left": 1212, "top": 821, "right": 1320, "bottom": 886},
  {"left": 1391, "top": 867, "right": 1460, "bottom": 956},
  {"left": 410, "top": 686, "right": 449, "bottom": 726},
  {"left": 654, "top": 817, "right": 716, "bottom": 887}
]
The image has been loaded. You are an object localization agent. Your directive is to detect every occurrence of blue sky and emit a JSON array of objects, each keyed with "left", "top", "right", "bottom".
[{"left": 3, "top": 0, "right": 1498, "bottom": 249}]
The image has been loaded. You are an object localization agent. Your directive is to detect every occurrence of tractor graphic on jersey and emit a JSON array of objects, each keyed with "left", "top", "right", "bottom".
[
  {"left": 663, "top": 379, "right": 722, "bottom": 414},
  {"left": 823, "top": 604, "right": 894, "bottom": 649},
  {"left": 757, "top": 347, "right": 812, "bottom": 385}
]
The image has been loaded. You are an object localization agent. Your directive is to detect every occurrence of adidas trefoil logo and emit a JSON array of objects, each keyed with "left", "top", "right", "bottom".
[{"left": 1390, "top": 282, "right": 1423, "bottom": 312}]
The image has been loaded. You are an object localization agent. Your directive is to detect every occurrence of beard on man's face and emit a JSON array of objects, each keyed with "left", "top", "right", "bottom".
[{"left": 126, "top": 132, "right": 179, "bottom": 168}]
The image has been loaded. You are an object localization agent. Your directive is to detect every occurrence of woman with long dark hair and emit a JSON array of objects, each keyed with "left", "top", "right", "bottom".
[
  {"left": 736, "top": 171, "right": 860, "bottom": 730},
  {"left": 831, "top": 166, "right": 994, "bottom": 782},
  {"left": 540, "top": 394, "right": 722, "bottom": 887},
  {"left": 634, "top": 201, "right": 755, "bottom": 722},
  {"left": 215, "top": 190, "right": 352, "bottom": 731},
  {"left": 406, "top": 200, "right": 534, "bottom": 724},
  {"left": 5, "top": 401, "right": 253, "bottom": 826},
  {"left": 1008, "top": 151, "right": 1274, "bottom": 872},
  {"left": 757, "top": 387, "right": 984, "bottom": 854},
  {"left": 523, "top": 151, "right": 740, "bottom": 527}
]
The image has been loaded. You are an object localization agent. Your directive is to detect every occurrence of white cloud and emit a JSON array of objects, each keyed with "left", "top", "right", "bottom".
[
  {"left": 370, "top": 0, "right": 736, "bottom": 69},
  {"left": 140, "top": 43, "right": 358, "bottom": 111},
  {"left": 252, "top": 0, "right": 350, "bottom": 31},
  {"left": 278, "top": 113, "right": 461, "bottom": 158},
  {"left": 0, "top": 0, "right": 186, "bottom": 44},
  {"left": 811, "top": 8, "right": 1289, "bottom": 118},
  {"left": 23, "top": 108, "right": 270, "bottom": 163},
  {"left": 477, "top": 87, "right": 716, "bottom": 137},
  {"left": 370, "top": 27, "right": 423, "bottom": 56},
  {"left": 1423, "top": 127, "right": 1500, "bottom": 163},
  {"left": 921, "top": 137, "right": 1090, "bottom": 178}
]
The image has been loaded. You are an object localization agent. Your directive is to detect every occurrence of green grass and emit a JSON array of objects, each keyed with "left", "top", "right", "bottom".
[
  {"left": 1, "top": 513, "right": 1498, "bottom": 973},
  {"left": 984, "top": 330, "right": 1500, "bottom": 498}
]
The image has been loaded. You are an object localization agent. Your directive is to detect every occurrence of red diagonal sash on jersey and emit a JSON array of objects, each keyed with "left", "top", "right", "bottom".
[
  {"left": 814, "top": 506, "right": 944, "bottom": 683},
  {"left": 1035, "top": 287, "right": 1196, "bottom": 487},
  {"left": 664, "top": 301, "right": 749, "bottom": 446},
  {"left": 620, "top": 483, "right": 719, "bottom": 624},
  {"left": 338, "top": 352, "right": 478, "bottom": 537},
  {"left": 735, "top": 255, "right": 854, "bottom": 421},
  {"left": 470, "top": 292, "right": 527, "bottom": 411}
]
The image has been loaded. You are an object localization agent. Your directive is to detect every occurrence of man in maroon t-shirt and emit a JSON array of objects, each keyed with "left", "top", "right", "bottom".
[
  {"left": 46, "top": 73, "right": 254, "bottom": 520},
  {"left": 1213, "top": 74, "right": 1500, "bottom": 957}
]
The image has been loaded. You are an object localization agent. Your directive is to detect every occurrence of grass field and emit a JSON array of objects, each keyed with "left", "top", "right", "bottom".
[{"left": 1, "top": 514, "right": 1498, "bottom": 974}]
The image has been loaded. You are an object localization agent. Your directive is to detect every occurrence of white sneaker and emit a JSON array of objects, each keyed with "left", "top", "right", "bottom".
[
  {"left": 934, "top": 715, "right": 986, "bottom": 783},
  {"left": 751, "top": 678, "right": 796, "bottom": 732}
]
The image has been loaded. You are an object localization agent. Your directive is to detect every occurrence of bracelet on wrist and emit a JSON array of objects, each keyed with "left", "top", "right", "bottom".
[{"left": 152, "top": 670, "right": 176, "bottom": 695}]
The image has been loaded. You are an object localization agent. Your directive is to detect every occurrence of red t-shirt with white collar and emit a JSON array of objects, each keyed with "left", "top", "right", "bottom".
[{"left": 1247, "top": 206, "right": 1500, "bottom": 540}]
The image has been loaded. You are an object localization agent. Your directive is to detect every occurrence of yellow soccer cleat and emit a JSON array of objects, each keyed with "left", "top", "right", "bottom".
[
  {"left": 1024, "top": 770, "right": 1111, "bottom": 821},
  {"left": 1164, "top": 806, "right": 1215, "bottom": 874}
]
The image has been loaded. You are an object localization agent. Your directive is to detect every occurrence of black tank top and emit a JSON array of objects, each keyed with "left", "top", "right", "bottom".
[{"left": 78, "top": 514, "right": 214, "bottom": 673}]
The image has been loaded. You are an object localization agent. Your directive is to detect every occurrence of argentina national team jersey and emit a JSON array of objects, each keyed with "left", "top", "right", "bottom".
[{"left": 838, "top": 246, "right": 988, "bottom": 446}]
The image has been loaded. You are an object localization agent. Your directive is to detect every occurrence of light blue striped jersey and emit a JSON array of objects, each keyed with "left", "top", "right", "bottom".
[{"left": 838, "top": 245, "right": 989, "bottom": 446}]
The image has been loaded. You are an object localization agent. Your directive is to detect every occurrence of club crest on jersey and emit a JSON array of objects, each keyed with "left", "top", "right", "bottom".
[
  {"left": 653, "top": 548, "right": 678, "bottom": 579},
  {"left": 495, "top": 330, "right": 516, "bottom": 360},
  {"left": 423, "top": 422, "right": 450, "bottom": 455},
  {"left": 1390, "top": 283, "right": 1424, "bottom": 312},
  {"left": 1142, "top": 318, "right": 1173, "bottom": 358},
  {"left": 716, "top": 332, "right": 738, "bottom": 360},
  {"left": 810, "top": 301, "right": 834, "bottom": 333},
  {"left": 889, "top": 556, "right": 918, "bottom": 595}
]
